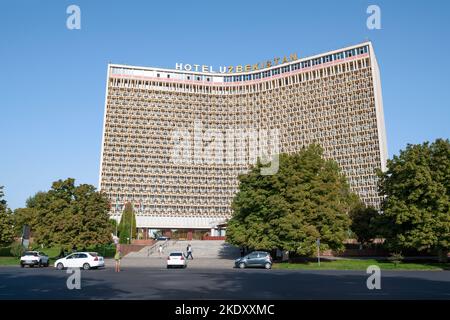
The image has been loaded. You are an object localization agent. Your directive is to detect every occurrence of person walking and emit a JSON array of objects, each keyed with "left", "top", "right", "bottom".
[
  {"left": 186, "top": 243, "right": 193, "bottom": 260},
  {"left": 114, "top": 246, "right": 122, "bottom": 272},
  {"left": 158, "top": 244, "right": 163, "bottom": 258}
]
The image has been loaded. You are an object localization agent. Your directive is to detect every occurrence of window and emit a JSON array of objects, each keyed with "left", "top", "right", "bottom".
[
  {"left": 358, "top": 46, "right": 368, "bottom": 54},
  {"left": 257, "top": 252, "right": 268, "bottom": 258},
  {"left": 312, "top": 58, "right": 322, "bottom": 66},
  {"left": 334, "top": 52, "right": 343, "bottom": 60},
  {"left": 301, "top": 61, "right": 311, "bottom": 68},
  {"left": 248, "top": 253, "right": 258, "bottom": 259}
]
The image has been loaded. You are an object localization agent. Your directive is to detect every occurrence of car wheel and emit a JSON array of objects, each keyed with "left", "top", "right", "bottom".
[
  {"left": 239, "top": 262, "right": 246, "bottom": 269},
  {"left": 20, "top": 263, "right": 24, "bottom": 268},
  {"left": 45, "top": 262, "right": 49, "bottom": 267},
  {"left": 83, "top": 263, "right": 90, "bottom": 270},
  {"left": 265, "top": 263, "right": 272, "bottom": 269},
  {"left": 57, "top": 263, "right": 64, "bottom": 270},
  {"left": 30, "top": 264, "right": 34, "bottom": 268},
  {"left": 38, "top": 261, "right": 42, "bottom": 268}
]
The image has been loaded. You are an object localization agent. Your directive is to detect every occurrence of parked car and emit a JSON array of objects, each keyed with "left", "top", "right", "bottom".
[
  {"left": 54, "top": 252, "right": 104, "bottom": 270},
  {"left": 167, "top": 251, "right": 187, "bottom": 269},
  {"left": 234, "top": 251, "right": 272, "bottom": 269},
  {"left": 157, "top": 236, "right": 170, "bottom": 241},
  {"left": 20, "top": 251, "right": 50, "bottom": 268}
]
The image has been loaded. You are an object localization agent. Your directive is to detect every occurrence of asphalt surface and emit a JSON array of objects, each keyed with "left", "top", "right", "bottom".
[{"left": 0, "top": 259, "right": 449, "bottom": 299}]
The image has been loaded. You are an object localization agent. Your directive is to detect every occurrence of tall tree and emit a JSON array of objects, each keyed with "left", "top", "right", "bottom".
[
  {"left": 0, "top": 186, "right": 14, "bottom": 246},
  {"left": 377, "top": 139, "right": 450, "bottom": 262},
  {"left": 118, "top": 202, "right": 137, "bottom": 244},
  {"left": 0, "top": 186, "right": 6, "bottom": 212},
  {"left": 226, "top": 145, "right": 358, "bottom": 256},
  {"left": 12, "top": 207, "right": 39, "bottom": 236},
  {"left": 22, "top": 179, "right": 113, "bottom": 249},
  {"left": 349, "top": 202, "right": 379, "bottom": 245}
]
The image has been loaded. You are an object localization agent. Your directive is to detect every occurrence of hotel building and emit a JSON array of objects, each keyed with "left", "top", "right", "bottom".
[{"left": 99, "top": 41, "right": 387, "bottom": 238}]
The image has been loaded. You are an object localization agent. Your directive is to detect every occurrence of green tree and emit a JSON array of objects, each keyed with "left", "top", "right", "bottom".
[
  {"left": 377, "top": 139, "right": 450, "bottom": 262},
  {"left": 0, "top": 186, "right": 15, "bottom": 246},
  {"left": 349, "top": 203, "right": 379, "bottom": 245},
  {"left": 226, "top": 145, "right": 358, "bottom": 256},
  {"left": 109, "top": 218, "right": 118, "bottom": 235},
  {"left": 12, "top": 207, "right": 38, "bottom": 236},
  {"left": 21, "top": 178, "right": 113, "bottom": 249},
  {"left": 118, "top": 202, "right": 137, "bottom": 244}
]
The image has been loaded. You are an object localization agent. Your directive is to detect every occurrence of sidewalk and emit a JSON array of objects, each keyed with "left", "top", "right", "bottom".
[{"left": 108, "top": 257, "right": 236, "bottom": 269}]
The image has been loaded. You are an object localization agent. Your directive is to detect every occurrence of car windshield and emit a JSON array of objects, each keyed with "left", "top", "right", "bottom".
[
  {"left": 24, "top": 251, "right": 37, "bottom": 256},
  {"left": 170, "top": 252, "right": 183, "bottom": 256}
]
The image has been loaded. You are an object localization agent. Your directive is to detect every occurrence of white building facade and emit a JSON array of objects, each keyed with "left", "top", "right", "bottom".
[{"left": 98, "top": 42, "right": 387, "bottom": 236}]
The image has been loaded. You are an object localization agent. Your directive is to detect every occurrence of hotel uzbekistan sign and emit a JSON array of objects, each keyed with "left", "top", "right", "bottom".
[{"left": 175, "top": 53, "right": 298, "bottom": 74}]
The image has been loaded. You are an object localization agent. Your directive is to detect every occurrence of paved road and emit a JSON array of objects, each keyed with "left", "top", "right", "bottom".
[{"left": 0, "top": 259, "right": 449, "bottom": 299}]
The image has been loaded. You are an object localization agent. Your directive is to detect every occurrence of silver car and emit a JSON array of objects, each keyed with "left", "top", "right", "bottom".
[
  {"left": 234, "top": 251, "right": 273, "bottom": 269},
  {"left": 20, "top": 251, "right": 50, "bottom": 268}
]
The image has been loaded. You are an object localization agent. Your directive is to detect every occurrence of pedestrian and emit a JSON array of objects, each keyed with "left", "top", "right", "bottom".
[
  {"left": 158, "top": 244, "right": 163, "bottom": 258},
  {"left": 186, "top": 243, "right": 193, "bottom": 260},
  {"left": 114, "top": 245, "right": 122, "bottom": 272}
]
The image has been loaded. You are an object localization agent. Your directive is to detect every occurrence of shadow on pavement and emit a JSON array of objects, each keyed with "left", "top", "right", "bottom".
[{"left": 0, "top": 266, "right": 449, "bottom": 299}]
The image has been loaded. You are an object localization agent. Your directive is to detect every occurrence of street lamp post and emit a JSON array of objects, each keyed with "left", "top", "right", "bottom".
[{"left": 316, "top": 238, "right": 321, "bottom": 267}]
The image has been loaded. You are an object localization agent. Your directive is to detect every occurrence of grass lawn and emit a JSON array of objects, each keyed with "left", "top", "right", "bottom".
[
  {"left": 273, "top": 259, "right": 450, "bottom": 271},
  {"left": 0, "top": 246, "right": 62, "bottom": 266},
  {"left": 0, "top": 257, "right": 20, "bottom": 266}
]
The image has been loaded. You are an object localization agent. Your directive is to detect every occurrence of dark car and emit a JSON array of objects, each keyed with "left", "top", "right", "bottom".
[
  {"left": 234, "top": 251, "right": 272, "bottom": 269},
  {"left": 157, "top": 236, "right": 170, "bottom": 241}
]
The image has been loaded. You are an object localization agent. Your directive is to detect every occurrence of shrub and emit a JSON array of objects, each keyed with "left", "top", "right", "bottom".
[
  {"left": 10, "top": 242, "right": 25, "bottom": 257},
  {"left": 0, "top": 246, "right": 13, "bottom": 257},
  {"left": 86, "top": 243, "right": 116, "bottom": 258},
  {"left": 388, "top": 252, "right": 404, "bottom": 267}
]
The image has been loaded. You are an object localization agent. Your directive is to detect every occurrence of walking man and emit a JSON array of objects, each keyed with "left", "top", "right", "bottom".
[
  {"left": 186, "top": 243, "right": 193, "bottom": 260},
  {"left": 158, "top": 244, "right": 163, "bottom": 258}
]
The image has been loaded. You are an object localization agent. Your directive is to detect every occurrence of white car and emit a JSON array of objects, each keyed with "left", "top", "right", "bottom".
[
  {"left": 20, "top": 251, "right": 50, "bottom": 268},
  {"left": 167, "top": 251, "right": 187, "bottom": 269},
  {"left": 54, "top": 252, "right": 104, "bottom": 270}
]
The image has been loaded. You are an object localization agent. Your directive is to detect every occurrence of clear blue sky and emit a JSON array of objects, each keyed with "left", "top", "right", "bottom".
[{"left": 1, "top": 0, "right": 449, "bottom": 209}]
